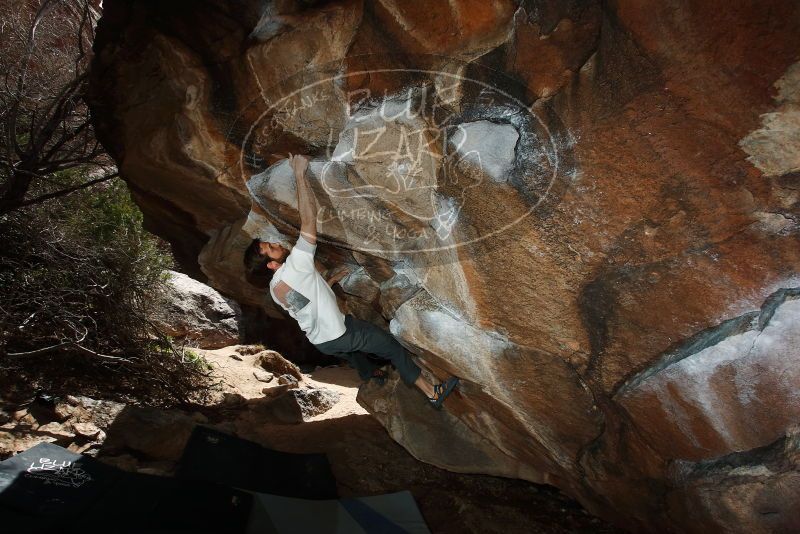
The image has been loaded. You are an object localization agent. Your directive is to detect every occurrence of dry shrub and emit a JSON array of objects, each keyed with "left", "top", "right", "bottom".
[{"left": 0, "top": 181, "right": 213, "bottom": 407}]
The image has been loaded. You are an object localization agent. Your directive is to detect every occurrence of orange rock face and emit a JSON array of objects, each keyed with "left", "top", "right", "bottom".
[{"left": 89, "top": 0, "right": 800, "bottom": 530}]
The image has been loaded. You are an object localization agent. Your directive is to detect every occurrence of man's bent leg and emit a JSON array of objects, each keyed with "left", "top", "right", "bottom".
[
  {"left": 336, "top": 351, "right": 380, "bottom": 382},
  {"left": 314, "top": 316, "right": 382, "bottom": 381},
  {"left": 347, "top": 317, "right": 422, "bottom": 386},
  {"left": 316, "top": 315, "right": 455, "bottom": 405}
]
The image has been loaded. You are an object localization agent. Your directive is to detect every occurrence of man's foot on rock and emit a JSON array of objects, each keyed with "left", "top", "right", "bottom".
[
  {"left": 429, "top": 377, "right": 459, "bottom": 410},
  {"left": 370, "top": 368, "right": 388, "bottom": 386}
]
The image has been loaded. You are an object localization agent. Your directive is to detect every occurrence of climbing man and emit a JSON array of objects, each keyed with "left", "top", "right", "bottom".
[{"left": 244, "top": 154, "right": 459, "bottom": 409}]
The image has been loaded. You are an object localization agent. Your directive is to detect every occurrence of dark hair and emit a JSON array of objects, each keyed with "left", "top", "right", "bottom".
[
  {"left": 243, "top": 238, "right": 272, "bottom": 289},
  {"left": 244, "top": 238, "right": 262, "bottom": 266}
]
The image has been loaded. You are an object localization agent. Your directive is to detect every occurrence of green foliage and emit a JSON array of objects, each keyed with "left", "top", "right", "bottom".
[
  {"left": 2, "top": 179, "right": 166, "bottom": 346},
  {"left": 183, "top": 349, "right": 214, "bottom": 372},
  {"left": 0, "top": 178, "right": 210, "bottom": 407}
]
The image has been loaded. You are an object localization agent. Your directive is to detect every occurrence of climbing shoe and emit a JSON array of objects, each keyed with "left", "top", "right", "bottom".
[{"left": 429, "top": 377, "right": 459, "bottom": 410}]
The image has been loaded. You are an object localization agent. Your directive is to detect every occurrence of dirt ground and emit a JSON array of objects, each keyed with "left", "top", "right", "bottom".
[{"left": 1, "top": 345, "right": 622, "bottom": 533}]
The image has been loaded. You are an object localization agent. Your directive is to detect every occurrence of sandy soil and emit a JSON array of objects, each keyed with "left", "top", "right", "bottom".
[
  {"left": 191, "top": 346, "right": 621, "bottom": 533},
  {"left": 196, "top": 344, "right": 368, "bottom": 421},
  {"left": 1, "top": 344, "right": 622, "bottom": 533}
]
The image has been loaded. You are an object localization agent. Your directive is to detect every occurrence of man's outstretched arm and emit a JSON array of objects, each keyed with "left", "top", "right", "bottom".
[{"left": 289, "top": 154, "right": 316, "bottom": 244}]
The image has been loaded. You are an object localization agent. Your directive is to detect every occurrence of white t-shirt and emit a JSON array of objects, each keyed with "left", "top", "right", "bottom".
[{"left": 269, "top": 236, "right": 346, "bottom": 344}]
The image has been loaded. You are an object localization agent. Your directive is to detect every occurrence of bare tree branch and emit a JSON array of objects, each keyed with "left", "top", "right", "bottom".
[
  {"left": 7, "top": 171, "right": 118, "bottom": 212},
  {"left": 6, "top": 341, "right": 134, "bottom": 363},
  {"left": 0, "top": 1, "right": 107, "bottom": 214},
  {"left": 9, "top": 0, "right": 59, "bottom": 158}
]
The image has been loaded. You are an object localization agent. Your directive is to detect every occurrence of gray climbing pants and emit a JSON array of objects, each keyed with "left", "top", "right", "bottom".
[{"left": 314, "top": 314, "right": 422, "bottom": 386}]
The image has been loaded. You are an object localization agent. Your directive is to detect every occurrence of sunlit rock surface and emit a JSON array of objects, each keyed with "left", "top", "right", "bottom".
[
  {"left": 617, "top": 289, "right": 800, "bottom": 462},
  {"left": 155, "top": 271, "right": 241, "bottom": 349},
  {"left": 89, "top": 0, "right": 800, "bottom": 530}
]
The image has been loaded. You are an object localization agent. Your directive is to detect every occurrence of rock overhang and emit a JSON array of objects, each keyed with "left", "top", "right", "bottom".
[{"left": 88, "top": 1, "right": 800, "bottom": 530}]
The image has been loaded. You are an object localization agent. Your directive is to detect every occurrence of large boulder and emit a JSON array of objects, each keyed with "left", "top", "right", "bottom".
[
  {"left": 155, "top": 270, "right": 241, "bottom": 349},
  {"left": 88, "top": 1, "right": 800, "bottom": 530}
]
